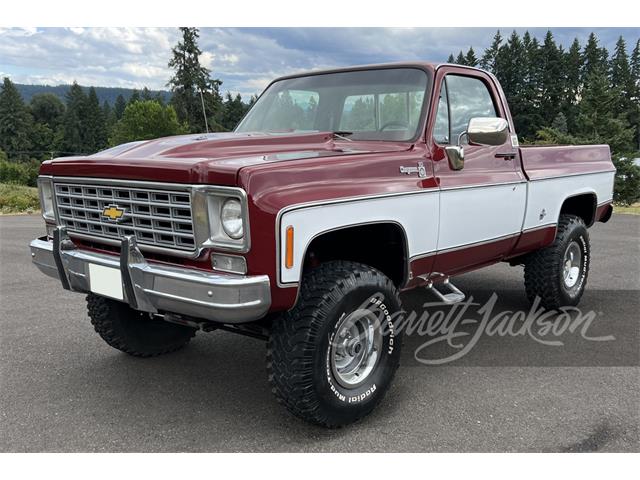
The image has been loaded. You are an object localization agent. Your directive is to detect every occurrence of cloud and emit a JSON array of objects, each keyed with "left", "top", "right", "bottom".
[{"left": 1, "top": 27, "right": 638, "bottom": 99}]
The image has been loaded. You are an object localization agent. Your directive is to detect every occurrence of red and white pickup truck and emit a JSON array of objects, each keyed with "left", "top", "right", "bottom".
[{"left": 30, "top": 62, "right": 615, "bottom": 427}]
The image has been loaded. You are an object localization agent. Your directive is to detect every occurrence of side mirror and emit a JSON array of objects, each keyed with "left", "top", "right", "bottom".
[
  {"left": 444, "top": 117, "right": 509, "bottom": 171},
  {"left": 467, "top": 117, "right": 509, "bottom": 146}
]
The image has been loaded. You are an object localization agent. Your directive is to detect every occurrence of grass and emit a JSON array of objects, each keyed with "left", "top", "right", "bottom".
[
  {"left": 0, "top": 183, "right": 40, "bottom": 215},
  {"left": 614, "top": 203, "right": 640, "bottom": 215}
]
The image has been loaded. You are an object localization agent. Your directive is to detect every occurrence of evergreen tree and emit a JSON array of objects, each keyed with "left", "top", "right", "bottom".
[
  {"left": 576, "top": 70, "right": 634, "bottom": 153},
  {"left": 221, "top": 92, "right": 248, "bottom": 131},
  {"left": 85, "top": 87, "right": 108, "bottom": 152},
  {"left": 61, "top": 82, "right": 88, "bottom": 155},
  {"left": 455, "top": 51, "right": 466, "bottom": 66},
  {"left": 0, "top": 77, "right": 33, "bottom": 160},
  {"left": 446, "top": 53, "right": 455, "bottom": 64},
  {"left": 582, "top": 32, "right": 609, "bottom": 81},
  {"left": 538, "top": 31, "right": 564, "bottom": 127},
  {"left": 128, "top": 89, "right": 140, "bottom": 105},
  {"left": 141, "top": 87, "right": 153, "bottom": 101},
  {"left": 630, "top": 40, "right": 640, "bottom": 149},
  {"left": 465, "top": 47, "right": 478, "bottom": 67},
  {"left": 609, "top": 36, "right": 634, "bottom": 120},
  {"left": 480, "top": 30, "right": 502, "bottom": 71},
  {"left": 114, "top": 94, "right": 127, "bottom": 120},
  {"left": 563, "top": 38, "right": 583, "bottom": 132},
  {"left": 167, "top": 27, "right": 223, "bottom": 133}
]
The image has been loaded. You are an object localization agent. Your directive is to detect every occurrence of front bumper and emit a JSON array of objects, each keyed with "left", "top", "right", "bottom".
[{"left": 29, "top": 227, "right": 271, "bottom": 324}]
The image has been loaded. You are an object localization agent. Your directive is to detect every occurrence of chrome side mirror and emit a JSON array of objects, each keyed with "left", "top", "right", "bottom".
[{"left": 467, "top": 117, "right": 509, "bottom": 146}]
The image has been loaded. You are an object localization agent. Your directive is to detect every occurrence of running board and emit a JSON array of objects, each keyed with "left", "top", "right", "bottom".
[{"left": 420, "top": 276, "right": 466, "bottom": 304}]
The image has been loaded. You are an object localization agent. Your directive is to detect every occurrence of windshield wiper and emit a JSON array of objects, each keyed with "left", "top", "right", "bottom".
[{"left": 332, "top": 131, "right": 354, "bottom": 142}]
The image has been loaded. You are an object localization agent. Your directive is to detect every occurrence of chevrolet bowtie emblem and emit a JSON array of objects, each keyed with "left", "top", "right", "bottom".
[{"left": 102, "top": 204, "right": 126, "bottom": 222}]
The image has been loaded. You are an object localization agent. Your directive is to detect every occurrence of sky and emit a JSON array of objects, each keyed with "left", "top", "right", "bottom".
[{"left": 1, "top": 27, "right": 638, "bottom": 98}]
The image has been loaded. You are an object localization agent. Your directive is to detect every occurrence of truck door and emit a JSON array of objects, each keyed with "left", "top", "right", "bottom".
[{"left": 429, "top": 68, "right": 526, "bottom": 275}]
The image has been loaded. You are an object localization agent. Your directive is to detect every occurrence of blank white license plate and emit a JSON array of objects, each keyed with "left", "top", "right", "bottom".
[{"left": 89, "top": 264, "right": 124, "bottom": 300}]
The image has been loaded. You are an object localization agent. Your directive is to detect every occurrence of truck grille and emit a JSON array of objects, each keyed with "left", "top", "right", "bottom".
[{"left": 54, "top": 182, "right": 196, "bottom": 252}]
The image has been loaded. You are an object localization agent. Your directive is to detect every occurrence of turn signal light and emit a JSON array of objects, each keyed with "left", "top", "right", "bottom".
[{"left": 285, "top": 226, "right": 294, "bottom": 269}]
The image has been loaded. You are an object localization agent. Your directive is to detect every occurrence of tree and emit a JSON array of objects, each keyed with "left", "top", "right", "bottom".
[
  {"left": 609, "top": 36, "right": 634, "bottom": 119},
  {"left": 128, "top": 89, "right": 140, "bottom": 105},
  {"left": 60, "top": 82, "right": 88, "bottom": 155},
  {"left": 465, "top": 47, "right": 478, "bottom": 67},
  {"left": 110, "top": 100, "right": 186, "bottom": 145},
  {"left": 446, "top": 53, "right": 455, "bottom": 64},
  {"left": 85, "top": 87, "right": 108, "bottom": 152},
  {"left": 113, "top": 94, "right": 127, "bottom": 120},
  {"left": 630, "top": 40, "right": 640, "bottom": 149},
  {"left": 221, "top": 92, "right": 248, "bottom": 131},
  {"left": 563, "top": 38, "right": 583, "bottom": 132},
  {"left": 0, "top": 77, "right": 33, "bottom": 160},
  {"left": 538, "top": 31, "right": 564, "bottom": 126},
  {"left": 167, "top": 27, "right": 223, "bottom": 133},
  {"left": 576, "top": 70, "right": 634, "bottom": 153},
  {"left": 480, "top": 30, "right": 502, "bottom": 71},
  {"left": 30, "top": 93, "right": 65, "bottom": 129},
  {"left": 582, "top": 32, "right": 609, "bottom": 81},
  {"left": 455, "top": 51, "right": 466, "bottom": 66}
]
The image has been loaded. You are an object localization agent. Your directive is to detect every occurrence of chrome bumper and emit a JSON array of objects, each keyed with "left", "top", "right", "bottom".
[{"left": 29, "top": 227, "right": 271, "bottom": 324}]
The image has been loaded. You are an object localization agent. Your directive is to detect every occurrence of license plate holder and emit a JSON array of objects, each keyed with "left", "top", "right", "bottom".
[{"left": 89, "top": 263, "right": 124, "bottom": 301}]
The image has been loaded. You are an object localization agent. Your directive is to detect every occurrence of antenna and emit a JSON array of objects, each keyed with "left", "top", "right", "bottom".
[{"left": 199, "top": 89, "right": 210, "bottom": 133}]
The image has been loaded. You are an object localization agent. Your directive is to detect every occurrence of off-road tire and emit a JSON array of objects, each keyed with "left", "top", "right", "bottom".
[
  {"left": 267, "top": 261, "right": 403, "bottom": 428},
  {"left": 87, "top": 294, "right": 196, "bottom": 357},
  {"left": 524, "top": 214, "right": 590, "bottom": 309}
]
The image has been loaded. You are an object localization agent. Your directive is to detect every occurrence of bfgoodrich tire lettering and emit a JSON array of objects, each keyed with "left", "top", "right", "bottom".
[
  {"left": 87, "top": 294, "right": 196, "bottom": 357},
  {"left": 267, "top": 261, "right": 403, "bottom": 428},
  {"left": 524, "top": 214, "right": 590, "bottom": 309}
]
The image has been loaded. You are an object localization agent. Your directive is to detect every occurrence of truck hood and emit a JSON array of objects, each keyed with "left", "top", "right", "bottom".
[{"left": 39, "top": 131, "right": 411, "bottom": 185}]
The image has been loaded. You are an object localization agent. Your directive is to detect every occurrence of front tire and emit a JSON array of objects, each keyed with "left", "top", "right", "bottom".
[
  {"left": 87, "top": 294, "right": 196, "bottom": 357},
  {"left": 267, "top": 261, "right": 403, "bottom": 428},
  {"left": 524, "top": 214, "right": 590, "bottom": 309}
]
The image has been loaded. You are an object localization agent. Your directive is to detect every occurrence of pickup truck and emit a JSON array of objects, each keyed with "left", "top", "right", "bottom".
[{"left": 30, "top": 62, "right": 615, "bottom": 427}]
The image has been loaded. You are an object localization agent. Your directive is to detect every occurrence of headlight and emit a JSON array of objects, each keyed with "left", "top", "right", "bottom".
[
  {"left": 221, "top": 198, "right": 243, "bottom": 239},
  {"left": 37, "top": 177, "right": 55, "bottom": 221}
]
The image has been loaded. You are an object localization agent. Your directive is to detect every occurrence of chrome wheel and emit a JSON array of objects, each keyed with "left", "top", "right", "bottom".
[
  {"left": 563, "top": 241, "right": 582, "bottom": 288},
  {"left": 330, "top": 309, "right": 383, "bottom": 389}
]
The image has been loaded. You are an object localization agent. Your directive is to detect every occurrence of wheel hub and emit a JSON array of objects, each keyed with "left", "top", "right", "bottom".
[
  {"left": 563, "top": 241, "right": 582, "bottom": 288},
  {"left": 330, "top": 309, "right": 383, "bottom": 389}
]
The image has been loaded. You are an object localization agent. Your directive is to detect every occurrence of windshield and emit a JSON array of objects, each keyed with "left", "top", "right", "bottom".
[{"left": 235, "top": 68, "right": 429, "bottom": 142}]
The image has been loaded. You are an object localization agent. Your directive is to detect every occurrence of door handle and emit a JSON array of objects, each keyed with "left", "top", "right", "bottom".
[{"left": 495, "top": 152, "right": 516, "bottom": 160}]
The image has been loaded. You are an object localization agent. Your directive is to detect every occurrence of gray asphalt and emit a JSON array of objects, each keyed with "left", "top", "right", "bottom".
[{"left": 1, "top": 214, "right": 638, "bottom": 452}]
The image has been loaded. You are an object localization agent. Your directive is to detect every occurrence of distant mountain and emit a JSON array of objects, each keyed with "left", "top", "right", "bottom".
[{"left": 14, "top": 83, "right": 172, "bottom": 105}]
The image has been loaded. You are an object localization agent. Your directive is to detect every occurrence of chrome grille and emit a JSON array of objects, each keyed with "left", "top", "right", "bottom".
[{"left": 54, "top": 182, "right": 196, "bottom": 252}]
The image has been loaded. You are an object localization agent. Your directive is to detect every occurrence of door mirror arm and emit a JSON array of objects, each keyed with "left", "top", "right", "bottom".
[{"left": 445, "top": 131, "right": 467, "bottom": 171}]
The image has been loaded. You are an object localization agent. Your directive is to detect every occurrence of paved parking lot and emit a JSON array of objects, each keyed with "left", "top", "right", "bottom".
[{"left": 1, "top": 214, "right": 638, "bottom": 452}]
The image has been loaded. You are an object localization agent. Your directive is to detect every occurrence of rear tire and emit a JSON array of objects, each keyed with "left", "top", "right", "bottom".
[
  {"left": 87, "top": 294, "right": 196, "bottom": 357},
  {"left": 524, "top": 214, "right": 590, "bottom": 309},
  {"left": 267, "top": 261, "right": 403, "bottom": 428}
]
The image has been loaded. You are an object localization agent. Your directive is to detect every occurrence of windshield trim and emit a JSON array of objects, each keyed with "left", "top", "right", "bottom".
[{"left": 234, "top": 66, "right": 433, "bottom": 144}]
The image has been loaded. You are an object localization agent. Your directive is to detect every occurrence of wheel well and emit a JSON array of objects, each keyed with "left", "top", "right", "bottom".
[
  {"left": 560, "top": 193, "right": 597, "bottom": 227},
  {"left": 302, "top": 223, "right": 408, "bottom": 287}
]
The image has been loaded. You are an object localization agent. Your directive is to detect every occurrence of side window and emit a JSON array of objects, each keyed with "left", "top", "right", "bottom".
[
  {"left": 433, "top": 81, "right": 449, "bottom": 144},
  {"left": 446, "top": 75, "right": 497, "bottom": 144}
]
